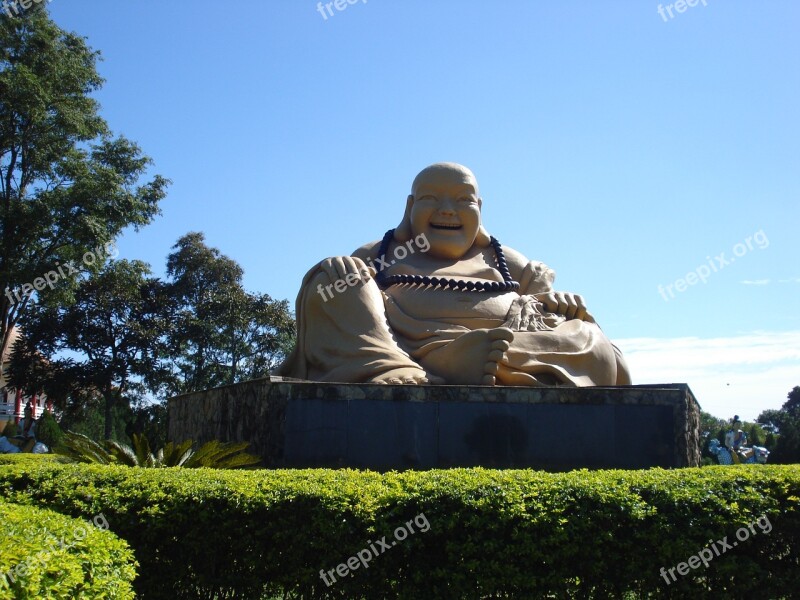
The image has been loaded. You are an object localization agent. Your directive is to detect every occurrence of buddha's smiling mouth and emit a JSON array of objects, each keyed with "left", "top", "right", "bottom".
[{"left": 430, "top": 223, "right": 463, "bottom": 230}]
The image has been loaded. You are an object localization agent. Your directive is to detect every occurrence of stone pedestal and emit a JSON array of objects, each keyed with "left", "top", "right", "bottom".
[{"left": 167, "top": 379, "right": 700, "bottom": 470}]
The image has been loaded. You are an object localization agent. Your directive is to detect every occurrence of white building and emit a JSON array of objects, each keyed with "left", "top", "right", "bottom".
[{"left": 0, "top": 327, "right": 49, "bottom": 429}]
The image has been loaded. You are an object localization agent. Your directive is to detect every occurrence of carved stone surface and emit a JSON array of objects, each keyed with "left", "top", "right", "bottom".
[{"left": 168, "top": 379, "right": 700, "bottom": 470}]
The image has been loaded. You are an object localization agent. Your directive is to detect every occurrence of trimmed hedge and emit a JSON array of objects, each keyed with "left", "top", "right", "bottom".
[
  {"left": 0, "top": 454, "right": 64, "bottom": 465},
  {"left": 0, "top": 499, "right": 137, "bottom": 599},
  {"left": 0, "top": 463, "right": 798, "bottom": 599}
]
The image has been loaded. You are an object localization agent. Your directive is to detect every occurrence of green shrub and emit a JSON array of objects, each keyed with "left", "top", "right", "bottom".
[
  {"left": 0, "top": 454, "right": 64, "bottom": 465},
  {"left": 1, "top": 422, "right": 19, "bottom": 437},
  {"left": 0, "top": 499, "right": 137, "bottom": 599},
  {"left": 0, "top": 464, "right": 797, "bottom": 599},
  {"left": 34, "top": 411, "right": 63, "bottom": 449}
]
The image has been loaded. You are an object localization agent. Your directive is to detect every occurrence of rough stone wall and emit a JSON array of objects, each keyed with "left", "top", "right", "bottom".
[{"left": 168, "top": 380, "right": 702, "bottom": 470}]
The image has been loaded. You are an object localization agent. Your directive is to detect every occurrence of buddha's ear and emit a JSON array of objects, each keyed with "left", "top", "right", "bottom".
[
  {"left": 475, "top": 197, "right": 490, "bottom": 247},
  {"left": 394, "top": 195, "right": 414, "bottom": 242}
]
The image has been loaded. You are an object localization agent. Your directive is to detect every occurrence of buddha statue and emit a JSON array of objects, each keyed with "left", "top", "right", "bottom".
[{"left": 279, "top": 163, "right": 630, "bottom": 387}]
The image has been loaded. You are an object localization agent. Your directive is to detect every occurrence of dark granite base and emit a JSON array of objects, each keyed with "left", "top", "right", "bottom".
[{"left": 167, "top": 379, "right": 700, "bottom": 471}]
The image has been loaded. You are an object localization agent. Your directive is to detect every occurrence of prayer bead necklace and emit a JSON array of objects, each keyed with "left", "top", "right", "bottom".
[{"left": 374, "top": 229, "right": 521, "bottom": 292}]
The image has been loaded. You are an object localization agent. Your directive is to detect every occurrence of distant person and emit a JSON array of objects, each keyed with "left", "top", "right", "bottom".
[
  {"left": 725, "top": 415, "right": 748, "bottom": 464},
  {"left": 725, "top": 416, "right": 746, "bottom": 450},
  {"left": 19, "top": 403, "right": 37, "bottom": 440},
  {"left": 0, "top": 405, "right": 37, "bottom": 453}
]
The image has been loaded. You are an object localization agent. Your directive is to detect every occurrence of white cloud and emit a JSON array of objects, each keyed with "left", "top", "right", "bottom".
[
  {"left": 779, "top": 278, "right": 800, "bottom": 284},
  {"left": 615, "top": 331, "right": 800, "bottom": 421},
  {"left": 739, "top": 279, "right": 770, "bottom": 285}
]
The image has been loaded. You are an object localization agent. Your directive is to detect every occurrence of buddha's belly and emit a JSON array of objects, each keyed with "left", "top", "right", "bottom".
[{"left": 386, "top": 286, "right": 518, "bottom": 326}]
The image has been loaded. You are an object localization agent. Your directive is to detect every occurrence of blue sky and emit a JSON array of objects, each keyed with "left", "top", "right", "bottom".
[{"left": 44, "top": 0, "right": 799, "bottom": 420}]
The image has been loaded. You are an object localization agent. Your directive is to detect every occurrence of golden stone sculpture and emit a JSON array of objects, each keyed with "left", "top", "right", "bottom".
[{"left": 279, "top": 163, "right": 630, "bottom": 386}]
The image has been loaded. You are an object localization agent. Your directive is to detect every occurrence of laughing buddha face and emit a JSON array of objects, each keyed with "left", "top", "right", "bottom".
[{"left": 407, "top": 163, "right": 485, "bottom": 260}]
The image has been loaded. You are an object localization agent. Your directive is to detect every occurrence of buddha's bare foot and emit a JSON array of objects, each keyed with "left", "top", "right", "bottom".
[
  {"left": 369, "top": 367, "right": 444, "bottom": 385},
  {"left": 422, "top": 328, "right": 514, "bottom": 385}
]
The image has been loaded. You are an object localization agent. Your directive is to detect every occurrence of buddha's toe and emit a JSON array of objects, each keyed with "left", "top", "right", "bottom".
[
  {"left": 491, "top": 340, "right": 510, "bottom": 354},
  {"left": 371, "top": 367, "right": 443, "bottom": 385},
  {"left": 489, "top": 327, "right": 514, "bottom": 342},
  {"left": 489, "top": 328, "right": 513, "bottom": 353},
  {"left": 482, "top": 374, "right": 497, "bottom": 385},
  {"left": 488, "top": 349, "right": 506, "bottom": 363}
]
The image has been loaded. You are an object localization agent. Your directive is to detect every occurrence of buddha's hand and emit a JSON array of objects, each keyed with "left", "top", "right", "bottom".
[
  {"left": 318, "top": 256, "right": 376, "bottom": 287},
  {"left": 533, "top": 291, "right": 595, "bottom": 323},
  {"left": 518, "top": 261, "right": 556, "bottom": 295},
  {"left": 502, "top": 295, "right": 552, "bottom": 331}
]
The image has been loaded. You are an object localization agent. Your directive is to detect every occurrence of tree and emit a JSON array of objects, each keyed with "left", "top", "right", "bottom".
[
  {"left": 125, "top": 399, "right": 168, "bottom": 451},
  {"left": 699, "top": 411, "right": 726, "bottom": 439},
  {"left": 236, "top": 290, "right": 296, "bottom": 380},
  {"left": 785, "top": 386, "right": 800, "bottom": 415},
  {"left": 55, "top": 388, "right": 134, "bottom": 443},
  {"left": 757, "top": 409, "right": 782, "bottom": 435},
  {"left": 166, "top": 232, "right": 244, "bottom": 392},
  {"left": 756, "top": 386, "right": 800, "bottom": 464},
  {"left": 745, "top": 422, "right": 764, "bottom": 447},
  {"left": 9, "top": 260, "right": 173, "bottom": 439},
  {"left": 699, "top": 411, "right": 727, "bottom": 462},
  {"left": 33, "top": 410, "right": 62, "bottom": 448},
  {"left": 165, "top": 232, "right": 295, "bottom": 395},
  {"left": 0, "top": 7, "right": 168, "bottom": 361}
]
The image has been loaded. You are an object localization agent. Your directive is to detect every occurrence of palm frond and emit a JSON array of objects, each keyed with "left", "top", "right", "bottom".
[
  {"left": 131, "top": 433, "right": 156, "bottom": 467},
  {"left": 53, "top": 431, "right": 259, "bottom": 469},
  {"left": 159, "top": 439, "right": 195, "bottom": 467},
  {"left": 105, "top": 439, "right": 139, "bottom": 467},
  {"left": 54, "top": 432, "right": 113, "bottom": 464},
  {"left": 183, "top": 440, "right": 261, "bottom": 469}
]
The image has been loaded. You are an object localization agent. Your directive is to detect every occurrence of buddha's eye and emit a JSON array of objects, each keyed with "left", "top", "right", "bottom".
[
  {"left": 458, "top": 196, "right": 476, "bottom": 204},
  {"left": 418, "top": 195, "right": 437, "bottom": 202}
]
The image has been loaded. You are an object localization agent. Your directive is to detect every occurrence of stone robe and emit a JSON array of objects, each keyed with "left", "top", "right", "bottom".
[{"left": 278, "top": 255, "right": 630, "bottom": 387}]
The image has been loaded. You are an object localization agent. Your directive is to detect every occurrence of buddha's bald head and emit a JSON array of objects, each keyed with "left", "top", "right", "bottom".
[
  {"left": 411, "top": 163, "right": 480, "bottom": 197},
  {"left": 394, "top": 163, "right": 490, "bottom": 258}
]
